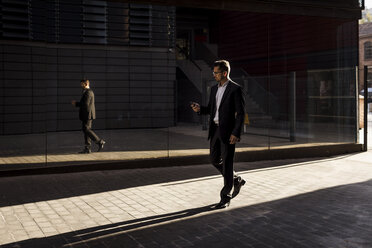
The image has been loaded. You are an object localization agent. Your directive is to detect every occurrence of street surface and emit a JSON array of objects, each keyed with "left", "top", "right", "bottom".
[{"left": 1, "top": 152, "right": 372, "bottom": 247}]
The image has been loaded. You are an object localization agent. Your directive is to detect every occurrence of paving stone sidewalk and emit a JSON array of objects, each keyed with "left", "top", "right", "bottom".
[{"left": 1, "top": 152, "right": 372, "bottom": 247}]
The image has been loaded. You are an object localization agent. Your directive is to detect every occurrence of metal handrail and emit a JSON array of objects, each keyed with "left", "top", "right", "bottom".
[
  {"left": 232, "top": 68, "right": 280, "bottom": 119},
  {"left": 176, "top": 44, "right": 202, "bottom": 72}
]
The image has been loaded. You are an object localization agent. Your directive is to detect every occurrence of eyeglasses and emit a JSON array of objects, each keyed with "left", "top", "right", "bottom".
[{"left": 212, "top": 71, "right": 223, "bottom": 75}]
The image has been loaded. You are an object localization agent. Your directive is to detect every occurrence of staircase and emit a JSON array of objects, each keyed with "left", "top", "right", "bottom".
[
  {"left": 176, "top": 59, "right": 214, "bottom": 93},
  {"left": 230, "top": 70, "right": 275, "bottom": 128},
  {"left": 194, "top": 60, "right": 214, "bottom": 83},
  {"left": 241, "top": 91, "right": 273, "bottom": 128},
  {"left": 177, "top": 42, "right": 280, "bottom": 129}
]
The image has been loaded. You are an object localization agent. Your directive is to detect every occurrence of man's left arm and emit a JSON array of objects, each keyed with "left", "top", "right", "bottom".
[
  {"left": 232, "top": 86, "right": 245, "bottom": 139},
  {"left": 83, "top": 90, "right": 93, "bottom": 108}
]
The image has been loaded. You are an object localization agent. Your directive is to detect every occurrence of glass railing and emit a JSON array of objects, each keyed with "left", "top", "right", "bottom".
[{"left": 0, "top": 5, "right": 361, "bottom": 171}]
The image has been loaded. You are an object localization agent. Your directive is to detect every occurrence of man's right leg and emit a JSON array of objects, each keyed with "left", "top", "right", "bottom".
[
  {"left": 210, "top": 130, "right": 222, "bottom": 173},
  {"left": 210, "top": 131, "right": 238, "bottom": 179},
  {"left": 81, "top": 121, "right": 92, "bottom": 153},
  {"left": 84, "top": 120, "right": 105, "bottom": 152},
  {"left": 84, "top": 120, "right": 100, "bottom": 143},
  {"left": 210, "top": 129, "right": 236, "bottom": 209},
  {"left": 209, "top": 129, "right": 244, "bottom": 203}
]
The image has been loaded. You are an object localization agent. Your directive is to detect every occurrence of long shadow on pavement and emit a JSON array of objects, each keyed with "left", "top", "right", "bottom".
[{"left": 2, "top": 179, "right": 372, "bottom": 248}]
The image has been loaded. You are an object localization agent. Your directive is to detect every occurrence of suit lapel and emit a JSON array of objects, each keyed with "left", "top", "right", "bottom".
[{"left": 220, "top": 81, "right": 232, "bottom": 107}]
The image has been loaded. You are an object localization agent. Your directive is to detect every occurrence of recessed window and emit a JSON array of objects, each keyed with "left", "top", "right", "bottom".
[{"left": 365, "top": 42, "right": 372, "bottom": 59}]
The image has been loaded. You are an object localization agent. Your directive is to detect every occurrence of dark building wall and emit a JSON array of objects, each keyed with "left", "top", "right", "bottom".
[
  {"left": 0, "top": 0, "right": 361, "bottom": 135},
  {"left": 122, "top": 0, "right": 362, "bottom": 19},
  {"left": 215, "top": 11, "right": 358, "bottom": 121},
  {"left": 1, "top": 1, "right": 175, "bottom": 47},
  {"left": 218, "top": 12, "right": 358, "bottom": 75},
  {"left": 0, "top": 1, "right": 176, "bottom": 135},
  {"left": 0, "top": 43, "right": 176, "bottom": 135}
]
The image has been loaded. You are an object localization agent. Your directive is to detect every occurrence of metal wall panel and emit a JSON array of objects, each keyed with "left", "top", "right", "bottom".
[
  {"left": 0, "top": 1, "right": 175, "bottom": 48},
  {"left": 0, "top": 43, "right": 176, "bottom": 134}
]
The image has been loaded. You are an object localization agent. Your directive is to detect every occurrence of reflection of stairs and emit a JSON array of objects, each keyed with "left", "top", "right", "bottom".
[
  {"left": 176, "top": 59, "right": 213, "bottom": 93},
  {"left": 177, "top": 57, "right": 274, "bottom": 128},
  {"left": 230, "top": 69, "right": 274, "bottom": 128},
  {"left": 245, "top": 94, "right": 273, "bottom": 128},
  {"left": 194, "top": 60, "right": 214, "bottom": 83},
  {"left": 178, "top": 33, "right": 281, "bottom": 129}
]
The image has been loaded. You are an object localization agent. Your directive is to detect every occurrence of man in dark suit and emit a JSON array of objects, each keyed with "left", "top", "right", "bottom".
[
  {"left": 191, "top": 60, "right": 246, "bottom": 209},
  {"left": 71, "top": 79, "right": 105, "bottom": 154}
]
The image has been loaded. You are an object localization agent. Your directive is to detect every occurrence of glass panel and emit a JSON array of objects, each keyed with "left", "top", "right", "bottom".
[
  {"left": 358, "top": 66, "right": 369, "bottom": 148},
  {"left": 169, "top": 8, "right": 270, "bottom": 157},
  {"left": 0, "top": 3, "right": 361, "bottom": 172},
  {"left": 218, "top": 11, "right": 271, "bottom": 151},
  {"left": 0, "top": 44, "right": 47, "bottom": 171},
  {"left": 268, "top": 15, "right": 358, "bottom": 148},
  {"left": 306, "top": 68, "right": 357, "bottom": 143},
  {"left": 46, "top": 47, "right": 172, "bottom": 166}
]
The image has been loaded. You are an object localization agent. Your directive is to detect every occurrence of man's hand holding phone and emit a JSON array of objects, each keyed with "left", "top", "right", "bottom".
[{"left": 190, "top": 101, "right": 200, "bottom": 113}]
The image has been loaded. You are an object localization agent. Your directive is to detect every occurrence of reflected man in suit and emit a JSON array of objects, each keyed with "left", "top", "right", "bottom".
[
  {"left": 71, "top": 79, "right": 105, "bottom": 154},
  {"left": 191, "top": 60, "right": 246, "bottom": 209}
]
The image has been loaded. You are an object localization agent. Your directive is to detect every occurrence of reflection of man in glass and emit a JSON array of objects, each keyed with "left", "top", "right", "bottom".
[
  {"left": 319, "top": 80, "right": 331, "bottom": 96},
  {"left": 190, "top": 60, "right": 246, "bottom": 209},
  {"left": 71, "top": 79, "right": 105, "bottom": 154},
  {"left": 319, "top": 79, "right": 332, "bottom": 114}
]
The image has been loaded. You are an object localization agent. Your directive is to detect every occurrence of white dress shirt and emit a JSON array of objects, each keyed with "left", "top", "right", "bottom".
[{"left": 213, "top": 80, "right": 229, "bottom": 124}]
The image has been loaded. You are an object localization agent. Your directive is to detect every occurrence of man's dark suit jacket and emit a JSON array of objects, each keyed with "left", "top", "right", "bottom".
[
  {"left": 200, "top": 80, "right": 245, "bottom": 143},
  {"left": 76, "top": 88, "right": 96, "bottom": 121}
]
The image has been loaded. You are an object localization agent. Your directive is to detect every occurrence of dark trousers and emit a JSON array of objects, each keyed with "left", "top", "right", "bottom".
[
  {"left": 210, "top": 126, "right": 238, "bottom": 202},
  {"left": 82, "top": 120, "right": 100, "bottom": 150}
]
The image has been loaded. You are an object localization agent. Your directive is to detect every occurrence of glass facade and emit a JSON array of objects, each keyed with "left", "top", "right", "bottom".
[{"left": 0, "top": 1, "right": 361, "bottom": 171}]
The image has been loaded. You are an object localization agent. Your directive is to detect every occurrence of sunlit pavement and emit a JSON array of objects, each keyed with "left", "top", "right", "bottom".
[{"left": 0, "top": 152, "right": 372, "bottom": 247}]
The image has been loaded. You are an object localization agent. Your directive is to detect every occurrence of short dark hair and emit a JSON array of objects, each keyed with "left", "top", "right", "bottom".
[
  {"left": 214, "top": 60, "right": 230, "bottom": 75},
  {"left": 81, "top": 79, "right": 90, "bottom": 85}
]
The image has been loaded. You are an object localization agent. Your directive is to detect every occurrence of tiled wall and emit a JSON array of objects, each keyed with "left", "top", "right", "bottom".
[{"left": 0, "top": 42, "right": 176, "bottom": 134}]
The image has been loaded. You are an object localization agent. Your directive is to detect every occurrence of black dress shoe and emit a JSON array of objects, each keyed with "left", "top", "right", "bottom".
[
  {"left": 232, "top": 177, "right": 246, "bottom": 198},
  {"left": 212, "top": 200, "right": 230, "bottom": 209},
  {"left": 97, "top": 140, "right": 105, "bottom": 152},
  {"left": 78, "top": 149, "right": 91, "bottom": 154}
]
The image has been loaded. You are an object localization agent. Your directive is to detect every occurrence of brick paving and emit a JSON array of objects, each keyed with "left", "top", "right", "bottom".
[{"left": 0, "top": 151, "right": 372, "bottom": 247}]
